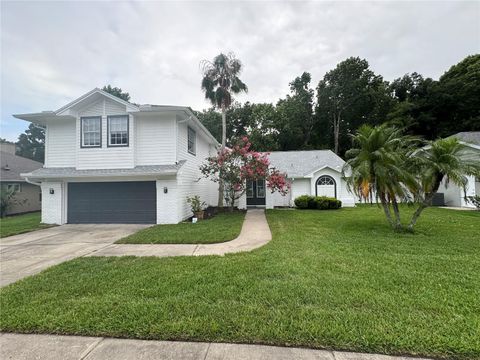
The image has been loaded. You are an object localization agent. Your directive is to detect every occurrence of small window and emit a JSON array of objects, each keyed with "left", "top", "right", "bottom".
[
  {"left": 246, "top": 181, "right": 254, "bottom": 198},
  {"left": 108, "top": 115, "right": 129, "bottom": 146},
  {"left": 256, "top": 180, "right": 265, "bottom": 198},
  {"left": 188, "top": 127, "right": 196, "bottom": 155},
  {"left": 7, "top": 183, "right": 21, "bottom": 193},
  {"left": 81, "top": 117, "right": 101, "bottom": 147},
  {"left": 39, "top": 192, "right": 42, "bottom": 202}
]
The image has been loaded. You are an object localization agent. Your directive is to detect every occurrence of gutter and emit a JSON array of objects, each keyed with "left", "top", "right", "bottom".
[{"left": 24, "top": 177, "right": 41, "bottom": 186}]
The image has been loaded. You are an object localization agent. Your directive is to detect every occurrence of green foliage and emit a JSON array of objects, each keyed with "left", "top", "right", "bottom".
[
  {"left": 344, "top": 125, "right": 480, "bottom": 231},
  {"left": 276, "top": 72, "right": 316, "bottom": 150},
  {"left": 196, "top": 55, "right": 478, "bottom": 156},
  {"left": 102, "top": 85, "right": 131, "bottom": 102},
  {"left": 293, "top": 195, "right": 310, "bottom": 209},
  {"left": 186, "top": 195, "right": 207, "bottom": 213},
  {"left": 201, "top": 53, "right": 248, "bottom": 110},
  {"left": 16, "top": 123, "right": 45, "bottom": 162},
  {"left": 0, "top": 187, "right": 18, "bottom": 218},
  {"left": 467, "top": 195, "right": 480, "bottom": 210},
  {"left": 294, "top": 195, "right": 341, "bottom": 210},
  {"left": 316, "top": 57, "right": 393, "bottom": 155}
]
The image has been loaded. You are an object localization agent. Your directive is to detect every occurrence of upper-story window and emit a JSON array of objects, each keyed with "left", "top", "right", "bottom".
[
  {"left": 188, "top": 126, "right": 196, "bottom": 155},
  {"left": 81, "top": 117, "right": 101, "bottom": 148},
  {"left": 108, "top": 115, "right": 129, "bottom": 147}
]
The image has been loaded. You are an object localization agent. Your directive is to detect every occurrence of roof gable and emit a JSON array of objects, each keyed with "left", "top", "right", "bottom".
[
  {"left": 267, "top": 150, "right": 345, "bottom": 178},
  {"left": 55, "top": 88, "right": 139, "bottom": 116}
]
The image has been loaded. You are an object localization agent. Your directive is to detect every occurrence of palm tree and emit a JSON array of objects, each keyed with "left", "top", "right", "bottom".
[
  {"left": 343, "top": 124, "right": 418, "bottom": 230},
  {"left": 408, "top": 137, "right": 480, "bottom": 230},
  {"left": 201, "top": 52, "right": 248, "bottom": 207}
]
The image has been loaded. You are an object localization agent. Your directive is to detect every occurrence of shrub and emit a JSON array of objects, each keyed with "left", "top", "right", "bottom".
[
  {"left": 294, "top": 195, "right": 342, "bottom": 210},
  {"left": 467, "top": 195, "right": 480, "bottom": 210},
  {"left": 294, "top": 195, "right": 311, "bottom": 209},
  {"left": 315, "top": 196, "right": 329, "bottom": 210}
]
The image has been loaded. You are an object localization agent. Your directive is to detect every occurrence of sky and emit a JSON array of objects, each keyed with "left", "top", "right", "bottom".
[{"left": 1, "top": 1, "right": 479, "bottom": 142}]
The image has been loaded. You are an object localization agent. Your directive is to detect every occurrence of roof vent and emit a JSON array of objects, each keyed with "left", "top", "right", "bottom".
[{"left": 3, "top": 164, "right": 10, "bottom": 171}]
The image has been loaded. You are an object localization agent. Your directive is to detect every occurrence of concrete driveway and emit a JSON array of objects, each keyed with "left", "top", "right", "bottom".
[{"left": 0, "top": 224, "right": 149, "bottom": 287}]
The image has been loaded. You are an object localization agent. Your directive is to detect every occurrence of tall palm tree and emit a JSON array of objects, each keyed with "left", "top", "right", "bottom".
[
  {"left": 408, "top": 137, "right": 480, "bottom": 230},
  {"left": 343, "top": 124, "right": 418, "bottom": 230},
  {"left": 201, "top": 52, "right": 248, "bottom": 207}
]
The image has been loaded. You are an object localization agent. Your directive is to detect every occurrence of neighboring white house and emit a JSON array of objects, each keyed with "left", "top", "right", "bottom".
[
  {"left": 436, "top": 132, "right": 480, "bottom": 208},
  {"left": 239, "top": 150, "right": 355, "bottom": 209},
  {"left": 15, "top": 88, "right": 219, "bottom": 224}
]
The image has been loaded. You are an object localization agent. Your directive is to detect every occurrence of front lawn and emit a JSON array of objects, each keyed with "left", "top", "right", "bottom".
[
  {"left": 0, "top": 212, "right": 51, "bottom": 238},
  {"left": 116, "top": 211, "right": 245, "bottom": 244},
  {"left": 1, "top": 206, "right": 479, "bottom": 359}
]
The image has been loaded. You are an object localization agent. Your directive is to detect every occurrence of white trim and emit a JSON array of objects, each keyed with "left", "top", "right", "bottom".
[
  {"left": 303, "top": 165, "right": 343, "bottom": 178},
  {"left": 55, "top": 88, "right": 139, "bottom": 115}
]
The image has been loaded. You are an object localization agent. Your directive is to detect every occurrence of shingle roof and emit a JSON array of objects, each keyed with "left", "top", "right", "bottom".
[
  {"left": 450, "top": 132, "right": 480, "bottom": 146},
  {"left": 21, "top": 161, "right": 186, "bottom": 179},
  {"left": 267, "top": 150, "right": 345, "bottom": 178},
  {"left": 1, "top": 151, "right": 43, "bottom": 181}
]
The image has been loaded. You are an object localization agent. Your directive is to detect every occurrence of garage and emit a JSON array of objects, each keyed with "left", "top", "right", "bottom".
[{"left": 68, "top": 181, "right": 156, "bottom": 224}]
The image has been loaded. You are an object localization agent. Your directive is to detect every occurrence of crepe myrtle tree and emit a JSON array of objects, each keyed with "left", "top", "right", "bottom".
[{"left": 200, "top": 137, "right": 290, "bottom": 210}]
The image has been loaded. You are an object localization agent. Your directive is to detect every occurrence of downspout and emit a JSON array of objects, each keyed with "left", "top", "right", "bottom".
[{"left": 24, "top": 177, "right": 41, "bottom": 186}]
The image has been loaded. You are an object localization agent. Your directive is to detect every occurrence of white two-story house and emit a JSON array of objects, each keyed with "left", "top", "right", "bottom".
[{"left": 15, "top": 88, "right": 219, "bottom": 224}]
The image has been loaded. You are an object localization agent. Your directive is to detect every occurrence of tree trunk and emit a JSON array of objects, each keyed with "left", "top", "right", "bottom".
[
  {"left": 217, "top": 105, "right": 227, "bottom": 208},
  {"left": 391, "top": 197, "right": 402, "bottom": 231},
  {"left": 408, "top": 176, "right": 443, "bottom": 231},
  {"left": 333, "top": 113, "right": 340, "bottom": 155},
  {"left": 379, "top": 193, "right": 394, "bottom": 228}
]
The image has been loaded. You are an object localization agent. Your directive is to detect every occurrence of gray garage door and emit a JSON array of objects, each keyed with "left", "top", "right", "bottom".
[{"left": 68, "top": 182, "right": 156, "bottom": 224}]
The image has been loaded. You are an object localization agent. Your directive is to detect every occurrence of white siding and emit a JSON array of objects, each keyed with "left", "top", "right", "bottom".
[
  {"left": 41, "top": 182, "right": 65, "bottom": 224},
  {"left": 76, "top": 98, "right": 134, "bottom": 169},
  {"left": 176, "top": 121, "right": 217, "bottom": 221},
  {"left": 291, "top": 178, "right": 311, "bottom": 202},
  {"left": 77, "top": 98, "right": 125, "bottom": 117},
  {"left": 135, "top": 114, "right": 176, "bottom": 165},
  {"left": 45, "top": 119, "right": 76, "bottom": 167},
  {"left": 310, "top": 168, "right": 355, "bottom": 207},
  {"left": 156, "top": 178, "right": 180, "bottom": 224}
]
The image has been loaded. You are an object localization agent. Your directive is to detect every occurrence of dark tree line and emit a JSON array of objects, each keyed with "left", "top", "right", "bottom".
[{"left": 197, "top": 54, "right": 480, "bottom": 155}]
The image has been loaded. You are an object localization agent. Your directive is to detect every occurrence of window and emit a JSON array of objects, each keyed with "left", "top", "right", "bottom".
[
  {"left": 317, "top": 175, "right": 335, "bottom": 186},
  {"left": 108, "top": 115, "right": 129, "bottom": 146},
  {"left": 246, "top": 181, "right": 254, "bottom": 198},
  {"left": 256, "top": 179, "right": 266, "bottom": 198},
  {"left": 188, "top": 127, "right": 196, "bottom": 155},
  {"left": 81, "top": 117, "right": 101, "bottom": 147},
  {"left": 7, "top": 183, "right": 21, "bottom": 193},
  {"left": 316, "top": 175, "right": 336, "bottom": 198}
]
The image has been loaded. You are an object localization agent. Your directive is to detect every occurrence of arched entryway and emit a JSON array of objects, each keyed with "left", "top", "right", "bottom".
[{"left": 315, "top": 175, "right": 336, "bottom": 198}]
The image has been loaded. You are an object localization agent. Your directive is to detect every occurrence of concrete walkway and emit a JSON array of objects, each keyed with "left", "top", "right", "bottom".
[
  {"left": 88, "top": 209, "right": 271, "bottom": 257},
  {"left": 0, "top": 333, "right": 433, "bottom": 360},
  {"left": 0, "top": 224, "right": 148, "bottom": 287}
]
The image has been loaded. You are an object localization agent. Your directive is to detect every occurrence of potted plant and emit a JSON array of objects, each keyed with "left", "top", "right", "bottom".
[{"left": 187, "top": 195, "right": 207, "bottom": 221}]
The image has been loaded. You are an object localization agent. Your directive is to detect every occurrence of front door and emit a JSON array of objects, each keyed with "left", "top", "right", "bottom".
[{"left": 246, "top": 179, "right": 266, "bottom": 206}]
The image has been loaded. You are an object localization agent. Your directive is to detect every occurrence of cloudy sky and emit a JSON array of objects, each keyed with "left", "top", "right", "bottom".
[{"left": 1, "top": 1, "right": 479, "bottom": 141}]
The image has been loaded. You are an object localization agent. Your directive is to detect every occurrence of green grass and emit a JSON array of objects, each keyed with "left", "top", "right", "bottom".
[
  {"left": 1, "top": 206, "right": 479, "bottom": 359},
  {"left": 116, "top": 212, "right": 246, "bottom": 244},
  {"left": 0, "top": 212, "right": 51, "bottom": 238}
]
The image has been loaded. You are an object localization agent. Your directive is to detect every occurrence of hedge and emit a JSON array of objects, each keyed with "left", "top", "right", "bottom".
[{"left": 294, "top": 195, "right": 342, "bottom": 210}]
